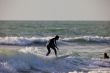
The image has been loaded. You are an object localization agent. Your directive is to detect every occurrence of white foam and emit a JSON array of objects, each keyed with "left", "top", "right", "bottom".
[
  {"left": 62, "top": 36, "right": 110, "bottom": 43},
  {"left": 0, "top": 36, "right": 52, "bottom": 46},
  {"left": 0, "top": 36, "right": 110, "bottom": 46},
  {"left": 19, "top": 47, "right": 38, "bottom": 54},
  {"left": 0, "top": 46, "right": 110, "bottom": 73},
  {"left": 0, "top": 62, "right": 18, "bottom": 73},
  {"left": 69, "top": 70, "right": 110, "bottom": 73}
]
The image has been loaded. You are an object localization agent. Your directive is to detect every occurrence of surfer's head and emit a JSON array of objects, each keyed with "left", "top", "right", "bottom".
[
  {"left": 104, "top": 53, "right": 107, "bottom": 56},
  {"left": 55, "top": 35, "right": 59, "bottom": 40},
  {"left": 104, "top": 53, "right": 109, "bottom": 59}
]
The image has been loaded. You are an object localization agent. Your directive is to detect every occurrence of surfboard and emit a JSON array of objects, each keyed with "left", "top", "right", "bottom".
[{"left": 55, "top": 55, "right": 70, "bottom": 60}]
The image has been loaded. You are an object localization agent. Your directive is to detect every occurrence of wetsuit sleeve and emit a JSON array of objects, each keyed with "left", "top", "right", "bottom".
[{"left": 54, "top": 40, "right": 59, "bottom": 50}]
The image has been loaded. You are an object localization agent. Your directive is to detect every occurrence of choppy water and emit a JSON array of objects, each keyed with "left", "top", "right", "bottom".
[
  {"left": 0, "top": 21, "right": 110, "bottom": 37},
  {"left": 0, "top": 21, "right": 110, "bottom": 73}
]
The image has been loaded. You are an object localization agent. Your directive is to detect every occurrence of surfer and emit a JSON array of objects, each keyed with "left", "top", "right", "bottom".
[
  {"left": 46, "top": 35, "right": 59, "bottom": 57},
  {"left": 104, "top": 53, "right": 109, "bottom": 59}
]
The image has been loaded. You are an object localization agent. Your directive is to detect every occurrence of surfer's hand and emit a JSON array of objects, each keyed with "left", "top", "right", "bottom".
[{"left": 57, "top": 47, "right": 59, "bottom": 50}]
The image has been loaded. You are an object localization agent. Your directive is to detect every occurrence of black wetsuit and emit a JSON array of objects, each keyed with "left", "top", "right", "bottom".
[{"left": 46, "top": 38, "right": 58, "bottom": 56}]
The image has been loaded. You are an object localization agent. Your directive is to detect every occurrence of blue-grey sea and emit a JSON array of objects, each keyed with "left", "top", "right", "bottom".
[{"left": 0, "top": 21, "right": 110, "bottom": 73}]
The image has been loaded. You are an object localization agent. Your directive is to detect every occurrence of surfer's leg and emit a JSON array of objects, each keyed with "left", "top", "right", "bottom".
[
  {"left": 52, "top": 47, "right": 57, "bottom": 57},
  {"left": 46, "top": 46, "right": 51, "bottom": 56}
]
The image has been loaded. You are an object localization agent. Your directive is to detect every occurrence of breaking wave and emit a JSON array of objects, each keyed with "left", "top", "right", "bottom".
[
  {"left": 0, "top": 36, "right": 110, "bottom": 46},
  {"left": 0, "top": 47, "right": 110, "bottom": 73},
  {"left": 0, "top": 36, "right": 51, "bottom": 46},
  {"left": 62, "top": 36, "right": 110, "bottom": 44}
]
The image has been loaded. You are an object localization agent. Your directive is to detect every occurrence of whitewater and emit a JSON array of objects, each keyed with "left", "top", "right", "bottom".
[{"left": 0, "top": 36, "right": 110, "bottom": 73}]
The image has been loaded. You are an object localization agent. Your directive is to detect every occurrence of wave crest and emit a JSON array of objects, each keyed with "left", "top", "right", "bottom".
[
  {"left": 0, "top": 36, "right": 110, "bottom": 46},
  {"left": 0, "top": 36, "right": 52, "bottom": 46},
  {"left": 62, "top": 36, "right": 110, "bottom": 44}
]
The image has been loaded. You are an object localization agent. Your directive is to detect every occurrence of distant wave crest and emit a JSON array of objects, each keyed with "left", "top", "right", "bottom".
[
  {"left": 0, "top": 36, "right": 110, "bottom": 46},
  {"left": 0, "top": 36, "right": 51, "bottom": 46},
  {"left": 62, "top": 36, "right": 110, "bottom": 44}
]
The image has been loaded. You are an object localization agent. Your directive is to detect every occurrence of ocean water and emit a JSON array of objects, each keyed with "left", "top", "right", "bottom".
[{"left": 0, "top": 21, "right": 110, "bottom": 73}]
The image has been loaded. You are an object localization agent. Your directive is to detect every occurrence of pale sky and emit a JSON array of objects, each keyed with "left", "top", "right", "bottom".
[{"left": 0, "top": 0, "right": 110, "bottom": 20}]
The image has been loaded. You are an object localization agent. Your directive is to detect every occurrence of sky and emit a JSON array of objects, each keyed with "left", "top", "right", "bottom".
[{"left": 0, "top": 0, "right": 110, "bottom": 20}]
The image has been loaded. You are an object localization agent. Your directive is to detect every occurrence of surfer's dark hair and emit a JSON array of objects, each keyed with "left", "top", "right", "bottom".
[{"left": 55, "top": 35, "right": 59, "bottom": 39}]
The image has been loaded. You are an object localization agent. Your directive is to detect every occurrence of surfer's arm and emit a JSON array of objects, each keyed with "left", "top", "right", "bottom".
[
  {"left": 54, "top": 40, "right": 59, "bottom": 50},
  {"left": 56, "top": 46, "right": 59, "bottom": 50}
]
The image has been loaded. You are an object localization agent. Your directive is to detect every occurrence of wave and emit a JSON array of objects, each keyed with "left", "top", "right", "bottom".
[
  {"left": 0, "top": 36, "right": 110, "bottom": 46},
  {"left": 0, "top": 47, "right": 110, "bottom": 73},
  {"left": 62, "top": 36, "right": 110, "bottom": 44},
  {"left": 0, "top": 36, "right": 52, "bottom": 46}
]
